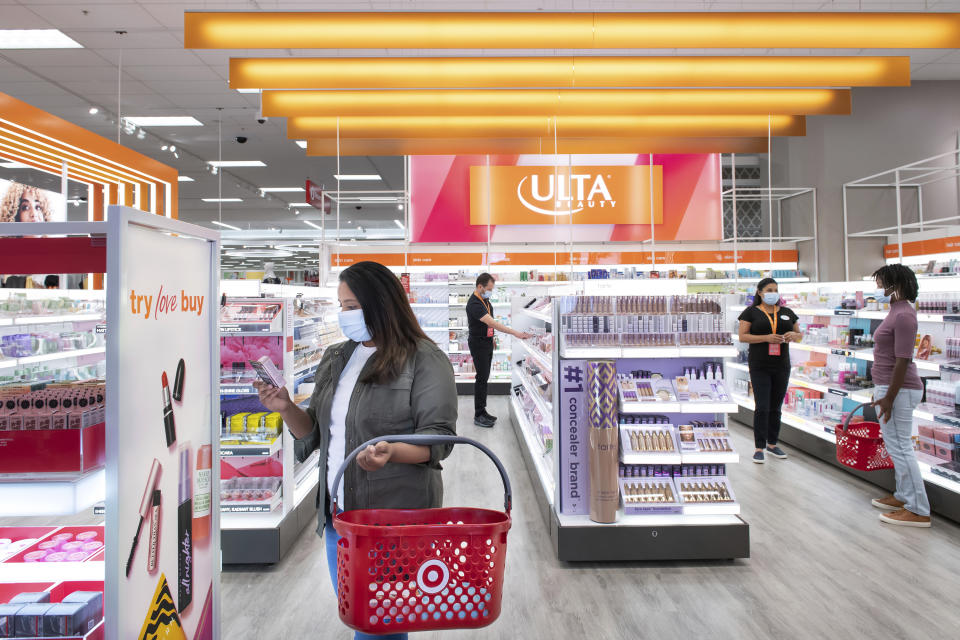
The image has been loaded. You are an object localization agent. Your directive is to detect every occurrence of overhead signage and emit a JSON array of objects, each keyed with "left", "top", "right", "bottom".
[
  {"left": 306, "top": 179, "right": 331, "bottom": 214},
  {"left": 469, "top": 165, "right": 662, "bottom": 226}
]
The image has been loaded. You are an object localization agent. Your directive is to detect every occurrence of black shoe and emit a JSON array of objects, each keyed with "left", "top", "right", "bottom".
[
  {"left": 474, "top": 415, "right": 495, "bottom": 428},
  {"left": 482, "top": 411, "right": 497, "bottom": 422}
]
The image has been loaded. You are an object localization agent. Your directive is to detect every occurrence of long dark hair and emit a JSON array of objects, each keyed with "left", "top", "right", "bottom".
[
  {"left": 339, "top": 261, "right": 428, "bottom": 384},
  {"left": 872, "top": 264, "right": 919, "bottom": 303},
  {"left": 752, "top": 277, "right": 778, "bottom": 306}
]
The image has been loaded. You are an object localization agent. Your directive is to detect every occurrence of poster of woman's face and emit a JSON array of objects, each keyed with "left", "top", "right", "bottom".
[{"left": 0, "top": 179, "right": 65, "bottom": 222}]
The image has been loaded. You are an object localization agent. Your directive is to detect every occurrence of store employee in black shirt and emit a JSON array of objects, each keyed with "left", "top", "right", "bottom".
[
  {"left": 468, "top": 273, "right": 532, "bottom": 427},
  {"left": 738, "top": 277, "right": 802, "bottom": 464}
]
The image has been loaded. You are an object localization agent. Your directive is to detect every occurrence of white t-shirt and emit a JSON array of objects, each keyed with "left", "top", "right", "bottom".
[{"left": 327, "top": 343, "right": 377, "bottom": 506}]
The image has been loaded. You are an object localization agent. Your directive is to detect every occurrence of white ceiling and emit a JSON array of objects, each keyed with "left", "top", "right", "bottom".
[{"left": 2, "top": 0, "right": 960, "bottom": 247}]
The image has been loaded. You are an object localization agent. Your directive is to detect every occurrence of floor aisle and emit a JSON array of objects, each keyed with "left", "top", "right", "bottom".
[{"left": 221, "top": 396, "right": 960, "bottom": 639}]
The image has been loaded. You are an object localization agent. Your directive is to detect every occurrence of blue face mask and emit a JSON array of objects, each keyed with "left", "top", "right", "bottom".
[
  {"left": 338, "top": 308, "right": 372, "bottom": 342},
  {"left": 874, "top": 287, "right": 891, "bottom": 303},
  {"left": 481, "top": 289, "right": 493, "bottom": 299},
  {"left": 762, "top": 292, "right": 780, "bottom": 306}
]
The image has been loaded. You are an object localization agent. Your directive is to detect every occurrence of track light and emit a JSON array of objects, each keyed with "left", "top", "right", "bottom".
[
  {"left": 161, "top": 145, "right": 168, "bottom": 151},
  {"left": 88, "top": 106, "right": 99, "bottom": 115}
]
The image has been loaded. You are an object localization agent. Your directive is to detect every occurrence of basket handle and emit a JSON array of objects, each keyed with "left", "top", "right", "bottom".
[
  {"left": 330, "top": 434, "right": 512, "bottom": 514},
  {"left": 841, "top": 401, "right": 878, "bottom": 434}
]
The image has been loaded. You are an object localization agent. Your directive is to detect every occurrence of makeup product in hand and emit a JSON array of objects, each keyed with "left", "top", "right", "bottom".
[
  {"left": 127, "top": 459, "right": 162, "bottom": 578},
  {"left": 178, "top": 446, "right": 193, "bottom": 612},
  {"left": 162, "top": 371, "right": 176, "bottom": 446},
  {"left": 250, "top": 355, "right": 285, "bottom": 388},
  {"left": 148, "top": 489, "right": 161, "bottom": 574},
  {"left": 193, "top": 445, "right": 211, "bottom": 543}
]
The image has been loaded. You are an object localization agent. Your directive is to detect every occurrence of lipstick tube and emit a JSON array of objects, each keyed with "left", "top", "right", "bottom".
[{"left": 162, "top": 371, "right": 176, "bottom": 446}]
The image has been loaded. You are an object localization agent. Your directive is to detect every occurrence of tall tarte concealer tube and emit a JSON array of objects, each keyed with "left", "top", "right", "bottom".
[
  {"left": 178, "top": 445, "right": 193, "bottom": 612},
  {"left": 126, "top": 459, "right": 161, "bottom": 578}
]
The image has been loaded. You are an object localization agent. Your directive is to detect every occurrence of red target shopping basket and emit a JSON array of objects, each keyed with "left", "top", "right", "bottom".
[
  {"left": 835, "top": 402, "right": 894, "bottom": 471},
  {"left": 330, "top": 435, "right": 512, "bottom": 634}
]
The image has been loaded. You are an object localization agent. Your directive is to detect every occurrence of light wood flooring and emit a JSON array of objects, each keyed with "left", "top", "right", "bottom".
[{"left": 221, "top": 395, "right": 960, "bottom": 639}]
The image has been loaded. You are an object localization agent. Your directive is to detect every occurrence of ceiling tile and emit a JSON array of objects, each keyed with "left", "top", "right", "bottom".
[
  {"left": 0, "top": 5, "right": 53, "bottom": 28},
  {"left": 26, "top": 4, "right": 162, "bottom": 29},
  {"left": 0, "top": 49, "right": 110, "bottom": 67},
  {"left": 124, "top": 64, "right": 222, "bottom": 82},
  {"left": 96, "top": 48, "right": 202, "bottom": 66},
  {"left": 69, "top": 30, "right": 183, "bottom": 50},
  {"left": 910, "top": 64, "right": 960, "bottom": 81}
]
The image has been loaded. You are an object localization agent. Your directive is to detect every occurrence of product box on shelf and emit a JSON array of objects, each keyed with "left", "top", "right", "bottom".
[
  {"left": 0, "top": 580, "right": 104, "bottom": 640},
  {"left": 220, "top": 454, "right": 283, "bottom": 512},
  {"left": 618, "top": 477, "right": 682, "bottom": 515},
  {"left": 0, "top": 382, "right": 106, "bottom": 474},
  {"left": 219, "top": 299, "right": 285, "bottom": 334},
  {"left": 677, "top": 476, "right": 738, "bottom": 514}
]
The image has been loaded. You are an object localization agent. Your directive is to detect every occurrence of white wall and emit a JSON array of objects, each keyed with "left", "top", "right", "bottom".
[{"left": 774, "top": 81, "right": 960, "bottom": 281}]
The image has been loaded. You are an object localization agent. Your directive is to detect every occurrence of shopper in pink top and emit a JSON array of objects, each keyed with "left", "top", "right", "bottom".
[{"left": 870, "top": 264, "right": 931, "bottom": 527}]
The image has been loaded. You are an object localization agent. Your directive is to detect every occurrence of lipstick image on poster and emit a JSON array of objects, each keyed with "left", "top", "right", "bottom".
[
  {"left": 177, "top": 445, "right": 193, "bottom": 612},
  {"left": 162, "top": 371, "right": 177, "bottom": 446}
]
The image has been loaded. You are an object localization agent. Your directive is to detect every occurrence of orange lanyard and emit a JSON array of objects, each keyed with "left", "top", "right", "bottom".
[
  {"left": 760, "top": 306, "right": 778, "bottom": 334},
  {"left": 474, "top": 292, "right": 492, "bottom": 315}
]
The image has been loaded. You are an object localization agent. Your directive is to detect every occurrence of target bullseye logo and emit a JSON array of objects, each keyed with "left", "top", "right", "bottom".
[{"left": 416, "top": 559, "right": 449, "bottom": 594}]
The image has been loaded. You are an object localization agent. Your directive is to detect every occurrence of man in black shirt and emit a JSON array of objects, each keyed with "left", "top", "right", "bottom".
[{"left": 467, "top": 273, "right": 532, "bottom": 427}]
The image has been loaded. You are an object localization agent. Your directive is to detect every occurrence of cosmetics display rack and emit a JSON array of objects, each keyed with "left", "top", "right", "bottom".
[
  {"left": 0, "top": 288, "right": 108, "bottom": 517},
  {"left": 218, "top": 297, "right": 327, "bottom": 564},
  {"left": 510, "top": 284, "right": 749, "bottom": 562},
  {"left": 1, "top": 210, "right": 223, "bottom": 637},
  {"left": 725, "top": 279, "right": 960, "bottom": 522},
  {"left": 409, "top": 273, "right": 562, "bottom": 394}
]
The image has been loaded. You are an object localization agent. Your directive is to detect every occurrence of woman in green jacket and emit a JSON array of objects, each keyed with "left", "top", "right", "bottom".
[{"left": 255, "top": 261, "right": 458, "bottom": 640}]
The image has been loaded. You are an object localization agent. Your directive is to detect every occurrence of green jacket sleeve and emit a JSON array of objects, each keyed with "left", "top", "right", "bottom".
[{"left": 410, "top": 341, "right": 458, "bottom": 467}]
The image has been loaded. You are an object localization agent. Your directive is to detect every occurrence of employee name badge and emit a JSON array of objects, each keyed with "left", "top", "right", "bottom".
[
  {"left": 762, "top": 308, "right": 780, "bottom": 356},
  {"left": 487, "top": 326, "right": 494, "bottom": 338},
  {"left": 768, "top": 343, "right": 781, "bottom": 356}
]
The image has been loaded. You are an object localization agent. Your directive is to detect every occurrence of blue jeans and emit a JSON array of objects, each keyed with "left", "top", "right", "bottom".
[
  {"left": 324, "top": 515, "right": 409, "bottom": 640},
  {"left": 874, "top": 385, "right": 930, "bottom": 517}
]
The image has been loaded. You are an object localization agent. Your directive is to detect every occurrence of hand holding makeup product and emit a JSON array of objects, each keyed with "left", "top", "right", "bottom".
[{"left": 250, "top": 355, "right": 285, "bottom": 388}]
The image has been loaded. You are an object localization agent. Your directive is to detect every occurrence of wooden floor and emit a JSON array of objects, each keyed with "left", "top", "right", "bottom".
[{"left": 221, "top": 396, "right": 960, "bottom": 639}]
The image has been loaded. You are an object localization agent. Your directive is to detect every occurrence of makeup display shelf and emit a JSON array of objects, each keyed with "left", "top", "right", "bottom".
[
  {"left": 725, "top": 279, "right": 960, "bottom": 523},
  {"left": 511, "top": 282, "right": 750, "bottom": 562},
  {"left": 218, "top": 296, "right": 339, "bottom": 564}
]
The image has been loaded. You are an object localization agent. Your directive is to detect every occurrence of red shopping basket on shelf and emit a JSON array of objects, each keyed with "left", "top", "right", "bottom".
[
  {"left": 330, "top": 435, "right": 512, "bottom": 635},
  {"left": 835, "top": 402, "right": 894, "bottom": 471}
]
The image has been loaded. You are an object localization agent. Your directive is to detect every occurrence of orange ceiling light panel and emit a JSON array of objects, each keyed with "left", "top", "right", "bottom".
[
  {"left": 305, "top": 137, "right": 770, "bottom": 156},
  {"left": 185, "top": 12, "right": 960, "bottom": 49},
  {"left": 263, "top": 88, "right": 850, "bottom": 117},
  {"left": 287, "top": 114, "right": 805, "bottom": 139},
  {"left": 230, "top": 56, "right": 909, "bottom": 90}
]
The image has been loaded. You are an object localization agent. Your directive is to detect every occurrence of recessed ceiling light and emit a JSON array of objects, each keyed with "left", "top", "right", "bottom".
[
  {"left": 208, "top": 160, "right": 266, "bottom": 167},
  {"left": 0, "top": 161, "right": 28, "bottom": 169},
  {"left": 123, "top": 116, "right": 203, "bottom": 127},
  {"left": 88, "top": 106, "right": 99, "bottom": 115},
  {"left": 334, "top": 174, "right": 381, "bottom": 181},
  {"left": 178, "top": 176, "right": 195, "bottom": 182},
  {"left": 202, "top": 198, "right": 243, "bottom": 203},
  {"left": 211, "top": 220, "right": 241, "bottom": 231},
  {"left": 303, "top": 220, "right": 322, "bottom": 230},
  {"left": 0, "top": 29, "right": 82, "bottom": 49},
  {"left": 295, "top": 140, "right": 308, "bottom": 149},
  {"left": 288, "top": 202, "right": 312, "bottom": 207},
  {"left": 397, "top": 203, "right": 404, "bottom": 210},
  {"left": 259, "top": 187, "right": 304, "bottom": 193},
  {"left": 236, "top": 88, "right": 260, "bottom": 94}
]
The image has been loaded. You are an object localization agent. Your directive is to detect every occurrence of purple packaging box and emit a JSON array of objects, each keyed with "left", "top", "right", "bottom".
[
  {"left": 8, "top": 592, "right": 49, "bottom": 604},
  {"left": 43, "top": 602, "right": 91, "bottom": 637},
  {"left": 14, "top": 603, "right": 53, "bottom": 637},
  {"left": 0, "top": 604, "right": 24, "bottom": 638}
]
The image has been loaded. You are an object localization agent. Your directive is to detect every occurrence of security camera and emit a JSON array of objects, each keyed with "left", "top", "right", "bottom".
[
  {"left": 355, "top": 205, "right": 362, "bottom": 210},
  {"left": 235, "top": 136, "right": 248, "bottom": 144},
  {"left": 257, "top": 117, "right": 267, "bottom": 124}
]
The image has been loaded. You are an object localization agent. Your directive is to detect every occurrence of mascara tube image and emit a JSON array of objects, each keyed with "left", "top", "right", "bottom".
[
  {"left": 126, "top": 459, "right": 162, "bottom": 578},
  {"left": 162, "top": 371, "right": 177, "bottom": 446},
  {"left": 148, "top": 489, "right": 161, "bottom": 574},
  {"left": 178, "top": 445, "right": 193, "bottom": 612}
]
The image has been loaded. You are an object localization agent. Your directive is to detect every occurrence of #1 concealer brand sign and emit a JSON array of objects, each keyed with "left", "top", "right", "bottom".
[{"left": 106, "top": 208, "right": 219, "bottom": 640}]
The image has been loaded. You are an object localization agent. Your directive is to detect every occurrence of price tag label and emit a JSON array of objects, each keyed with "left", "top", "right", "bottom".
[
  {"left": 828, "top": 388, "right": 849, "bottom": 398},
  {"left": 95, "top": 324, "right": 106, "bottom": 334},
  {"left": 831, "top": 349, "right": 853, "bottom": 357},
  {"left": 834, "top": 310, "right": 855, "bottom": 316},
  {"left": 941, "top": 363, "right": 960, "bottom": 374}
]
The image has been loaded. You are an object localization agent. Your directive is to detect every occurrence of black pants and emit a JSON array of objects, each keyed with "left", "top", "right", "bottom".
[
  {"left": 468, "top": 337, "right": 494, "bottom": 417},
  {"left": 749, "top": 365, "right": 790, "bottom": 449}
]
